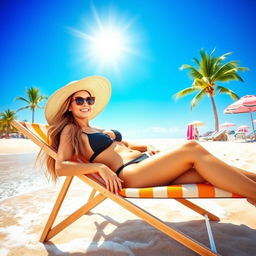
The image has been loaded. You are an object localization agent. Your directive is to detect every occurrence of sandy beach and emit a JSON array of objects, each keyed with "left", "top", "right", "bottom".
[{"left": 0, "top": 138, "right": 256, "bottom": 255}]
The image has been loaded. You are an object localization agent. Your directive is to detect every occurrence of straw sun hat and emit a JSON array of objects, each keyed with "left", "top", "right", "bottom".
[{"left": 45, "top": 76, "right": 111, "bottom": 125}]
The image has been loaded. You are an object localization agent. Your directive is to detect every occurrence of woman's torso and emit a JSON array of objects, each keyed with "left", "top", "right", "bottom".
[{"left": 81, "top": 128, "right": 143, "bottom": 172}]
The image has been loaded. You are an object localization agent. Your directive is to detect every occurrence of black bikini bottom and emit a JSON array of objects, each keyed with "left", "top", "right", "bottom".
[{"left": 115, "top": 152, "right": 150, "bottom": 176}]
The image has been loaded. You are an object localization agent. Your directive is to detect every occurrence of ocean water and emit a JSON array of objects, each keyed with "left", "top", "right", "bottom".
[{"left": 0, "top": 153, "right": 49, "bottom": 200}]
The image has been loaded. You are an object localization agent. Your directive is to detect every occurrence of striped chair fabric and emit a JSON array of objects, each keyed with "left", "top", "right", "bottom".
[{"left": 20, "top": 122, "right": 243, "bottom": 199}]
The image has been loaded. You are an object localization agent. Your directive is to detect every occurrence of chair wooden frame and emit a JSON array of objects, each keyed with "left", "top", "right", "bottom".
[{"left": 12, "top": 119, "right": 234, "bottom": 256}]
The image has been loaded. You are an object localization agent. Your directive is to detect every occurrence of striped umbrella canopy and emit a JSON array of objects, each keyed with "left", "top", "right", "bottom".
[
  {"left": 237, "top": 125, "right": 250, "bottom": 133},
  {"left": 220, "top": 122, "right": 236, "bottom": 128},
  {"left": 188, "top": 120, "right": 205, "bottom": 127},
  {"left": 224, "top": 95, "right": 256, "bottom": 113},
  {"left": 224, "top": 95, "right": 256, "bottom": 136}
]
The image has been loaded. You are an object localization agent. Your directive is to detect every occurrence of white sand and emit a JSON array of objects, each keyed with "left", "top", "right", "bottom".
[
  {"left": 0, "top": 139, "right": 40, "bottom": 154},
  {"left": 0, "top": 139, "right": 256, "bottom": 255}
]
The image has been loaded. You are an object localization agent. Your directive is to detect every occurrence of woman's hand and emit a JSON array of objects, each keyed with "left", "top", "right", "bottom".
[
  {"left": 147, "top": 145, "right": 160, "bottom": 155},
  {"left": 98, "top": 166, "right": 123, "bottom": 195}
]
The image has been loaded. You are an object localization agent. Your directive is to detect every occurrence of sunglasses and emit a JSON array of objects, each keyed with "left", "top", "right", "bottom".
[{"left": 73, "top": 96, "right": 95, "bottom": 106}]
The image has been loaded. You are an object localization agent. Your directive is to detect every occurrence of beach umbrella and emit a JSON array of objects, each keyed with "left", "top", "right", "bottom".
[
  {"left": 220, "top": 122, "right": 236, "bottom": 128},
  {"left": 224, "top": 95, "right": 256, "bottom": 136},
  {"left": 239, "top": 125, "right": 250, "bottom": 128},
  {"left": 188, "top": 120, "right": 205, "bottom": 127},
  {"left": 237, "top": 125, "right": 250, "bottom": 133}
]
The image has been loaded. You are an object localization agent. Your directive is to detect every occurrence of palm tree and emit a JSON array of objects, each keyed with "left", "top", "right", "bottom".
[
  {"left": 0, "top": 109, "right": 17, "bottom": 137},
  {"left": 16, "top": 87, "right": 47, "bottom": 123},
  {"left": 174, "top": 49, "right": 248, "bottom": 131}
]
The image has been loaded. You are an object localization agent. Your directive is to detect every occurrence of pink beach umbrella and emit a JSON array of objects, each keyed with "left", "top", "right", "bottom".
[
  {"left": 224, "top": 95, "right": 256, "bottom": 136},
  {"left": 220, "top": 122, "right": 236, "bottom": 128},
  {"left": 237, "top": 125, "right": 250, "bottom": 133}
]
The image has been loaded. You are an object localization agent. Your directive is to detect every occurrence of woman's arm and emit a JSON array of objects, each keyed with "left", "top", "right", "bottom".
[
  {"left": 55, "top": 126, "right": 123, "bottom": 194},
  {"left": 122, "top": 140, "right": 160, "bottom": 155}
]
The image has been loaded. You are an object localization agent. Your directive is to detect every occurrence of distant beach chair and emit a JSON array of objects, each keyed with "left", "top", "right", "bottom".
[
  {"left": 204, "top": 130, "right": 227, "bottom": 141},
  {"left": 234, "top": 131, "right": 246, "bottom": 140},
  {"left": 200, "top": 131, "right": 215, "bottom": 141},
  {"left": 12, "top": 120, "right": 245, "bottom": 256},
  {"left": 211, "top": 129, "right": 228, "bottom": 141},
  {"left": 245, "top": 130, "right": 256, "bottom": 142},
  {"left": 226, "top": 130, "right": 235, "bottom": 141}
]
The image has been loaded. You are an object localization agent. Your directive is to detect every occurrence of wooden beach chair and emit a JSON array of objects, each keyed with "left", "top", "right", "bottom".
[
  {"left": 11, "top": 120, "right": 245, "bottom": 256},
  {"left": 204, "top": 130, "right": 227, "bottom": 141}
]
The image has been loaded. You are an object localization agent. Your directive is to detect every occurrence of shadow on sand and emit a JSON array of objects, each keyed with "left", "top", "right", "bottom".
[{"left": 43, "top": 213, "right": 256, "bottom": 256}]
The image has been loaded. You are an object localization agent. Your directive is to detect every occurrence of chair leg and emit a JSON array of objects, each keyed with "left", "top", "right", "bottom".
[
  {"left": 88, "top": 189, "right": 97, "bottom": 202},
  {"left": 78, "top": 175, "right": 219, "bottom": 256},
  {"left": 45, "top": 193, "right": 107, "bottom": 241},
  {"left": 40, "top": 176, "right": 73, "bottom": 242},
  {"left": 175, "top": 199, "right": 220, "bottom": 221}
]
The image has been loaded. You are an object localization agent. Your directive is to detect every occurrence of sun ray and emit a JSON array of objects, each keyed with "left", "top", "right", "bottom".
[{"left": 69, "top": 5, "right": 139, "bottom": 73}]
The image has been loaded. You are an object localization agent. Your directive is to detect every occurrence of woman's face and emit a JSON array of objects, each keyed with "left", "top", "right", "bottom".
[{"left": 69, "top": 90, "right": 94, "bottom": 120}]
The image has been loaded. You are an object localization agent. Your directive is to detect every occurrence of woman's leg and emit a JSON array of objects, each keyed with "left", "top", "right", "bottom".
[
  {"left": 171, "top": 166, "right": 256, "bottom": 184},
  {"left": 120, "top": 141, "right": 256, "bottom": 200},
  {"left": 171, "top": 168, "right": 206, "bottom": 185}
]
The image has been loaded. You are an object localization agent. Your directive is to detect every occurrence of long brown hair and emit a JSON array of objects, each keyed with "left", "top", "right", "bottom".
[{"left": 40, "top": 92, "right": 88, "bottom": 181}]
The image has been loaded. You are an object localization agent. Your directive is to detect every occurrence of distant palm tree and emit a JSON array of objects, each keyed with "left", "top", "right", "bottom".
[
  {"left": 174, "top": 49, "right": 248, "bottom": 131},
  {"left": 16, "top": 87, "right": 47, "bottom": 123},
  {"left": 0, "top": 109, "right": 17, "bottom": 136}
]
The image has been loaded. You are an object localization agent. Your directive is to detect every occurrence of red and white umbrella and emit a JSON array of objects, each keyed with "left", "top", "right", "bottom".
[
  {"left": 220, "top": 122, "right": 236, "bottom": 128},
  {"left": 237, "top": 125, "right": 250, "bottom": 133},
  {"left": 224, "top": 95, "right": 256, "bottom": 136}
]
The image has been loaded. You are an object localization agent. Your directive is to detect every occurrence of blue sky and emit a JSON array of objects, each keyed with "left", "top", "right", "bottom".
[{"left": 1, "top": 0, "right": 256, "bottom": 139}]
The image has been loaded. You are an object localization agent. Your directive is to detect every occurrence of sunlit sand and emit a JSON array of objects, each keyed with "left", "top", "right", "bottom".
[{"left": 0, "top": 138, "right": 255, "bottom": 255}]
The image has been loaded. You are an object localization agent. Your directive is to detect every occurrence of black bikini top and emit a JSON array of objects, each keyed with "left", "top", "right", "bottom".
[{"left": 83, "top": 129, "right": 122, "bottom": 162}]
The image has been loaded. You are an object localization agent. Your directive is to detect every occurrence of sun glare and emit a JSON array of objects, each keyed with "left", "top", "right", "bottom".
[
  {"left": 70, "top": 6, "right": 137, "bottom": 72},
  {"left": 90, "top": 27, "right": 126, "bottom": 63}
]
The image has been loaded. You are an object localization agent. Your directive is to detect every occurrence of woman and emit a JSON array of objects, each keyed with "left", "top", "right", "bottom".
[{"left": 44, "top": 76, "right": 256, "bottom": 205}]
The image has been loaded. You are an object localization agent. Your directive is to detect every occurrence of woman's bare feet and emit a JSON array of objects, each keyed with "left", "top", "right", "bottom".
[{"left": 246, "top": 198, "right": 256, "bottom": 206}]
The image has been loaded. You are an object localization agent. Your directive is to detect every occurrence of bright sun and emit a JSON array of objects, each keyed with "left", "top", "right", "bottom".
[
  {"left": 70, "top": 7, "right": 136, "bottom": 72},
  {"left": 89, "top": 27, "right": 126, "bottom": 64}
]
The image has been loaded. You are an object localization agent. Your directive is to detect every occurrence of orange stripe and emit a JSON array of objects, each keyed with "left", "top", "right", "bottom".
[
  {"left": 119, "top": 189, "right": 126, "bottom": 197},
  {"left": 197, "top": 184, "right": 215, "bottom": 197},
  {"left": 139, "top": 187, "right": 153, "bottom": 198},
  {"left": 232, "top": 192, "right": 243, "bottom": 198},
  {"left": 167, "top": 185, "right": 183, "bottom": 198},
  {"left": 31, "top": 123, "right": 48, "bottom": 142}
]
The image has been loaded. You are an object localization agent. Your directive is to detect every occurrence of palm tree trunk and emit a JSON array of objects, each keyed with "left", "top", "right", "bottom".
[
  {"left": 32, "top": 109, "right": 34, "bottom": 123},
  {"left": 210, "top": 96, "right": 219, "bottom": 131}
]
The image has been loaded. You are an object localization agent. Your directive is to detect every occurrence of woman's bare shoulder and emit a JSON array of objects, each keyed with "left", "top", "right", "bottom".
[{"left": 61, "top": 124, "right": 74, "bottom": 135}]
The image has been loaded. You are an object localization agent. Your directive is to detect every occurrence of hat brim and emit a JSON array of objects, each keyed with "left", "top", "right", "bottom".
[{"left": 45, "top": 76, "right": 111, "bottom": 125}]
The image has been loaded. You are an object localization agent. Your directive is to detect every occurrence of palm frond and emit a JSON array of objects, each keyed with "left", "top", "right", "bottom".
[
  {"left": 190, "top": 88, "right": 207, "bottom": 109},
  {"left": 216, "top": 86, "right": 240, "bottom": 99},
  {"left": 174, "top": 87, "right": 199, "bottom": 99},
  {"left": 193, "top": 78, "right": 209, "bottom": 88},
  {"left": 218, "top": 52, "right": 232, "bottom": 61},
  {"left": 217, "top": 73, "right": 243, "bottom": 82},
  {"left": 199, "top": 50, "right": 209, "bottom": 76},
  {"left": 193, "top": 58, "right": 200, "bottom": 66},
  {"left": 179, "top": 64, "right": 192, "bottom": 70},
  {"left": 237, "top": 66, "right": 249, "bottom": 72},
  {"left": 16, "top": 106, "right": 30, "bottom": 112},
  {"left": 211, "top": 61, "right": 239, "bottom": 81},
  {"left": 15, "top": 96, "right": 30, "bottom": 103},
  {"left": 210, "top": 48, "right": 216, "bottom": 56},
  {"left": 180, "top": 64, "right": 203, "bottom": 79}
]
